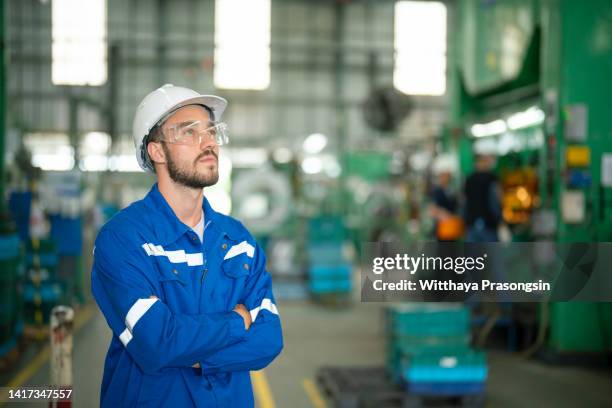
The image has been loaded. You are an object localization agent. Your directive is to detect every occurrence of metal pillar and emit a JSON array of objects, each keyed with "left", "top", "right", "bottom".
[
  {"left": 50, "top": 305, "right": 74, "bottom": 407},
  {"left": 68, "top": 97, "right": 79, "bottom": 170},
  {"left": 157, "top": 0, "right": 167, "bottom": 85},
  {"left": 0, "top": 0, "right": 6, "bottom": 204},
  {"left": 108, "top": 43, "right": 120, "bottom": 151},
  {"left": 333, "top": 1, "right": 347, "bottom": 214}
]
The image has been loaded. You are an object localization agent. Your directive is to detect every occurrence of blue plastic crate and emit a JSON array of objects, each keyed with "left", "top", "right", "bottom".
[
  {"left": 401, "top": 351, "right": 488, "bottom": 383},
  {"left": 406, "top": 350, "right": 486, "bottom": 367},
  {"left": 309, "top": 264, "right": 352, "bottom": 280},
  {"left": 273, "top": 281, "right": 309, "bottom": 300},
  {"left": 308, "top": 216, "right": 347, "bottom": 242},
  {"left": 49, "top": 215, "right": 83, "bottom": 256},
  {"left": 391, "top": 339, "right": 472, "bottom": 358},
  {"left": 0, "top": 235, "right": 20, "bottom": 260},
  {"left": 307, "top": 243, "right": 346, "bottom": 265},
  {"left": 26, "top": 252, "right": 59, "bottom": 268},
  {"left": 309, "top": 279, "right": 351, "bottom": 294},
  {"left": 404, "top": 366, "right": 488, "bottom": 383},
  {"left": 388, "top": 303, "right": 470, "bottom": 337},
  {"left": 23, "top": 282, "right": 62, "bottom": 302}
]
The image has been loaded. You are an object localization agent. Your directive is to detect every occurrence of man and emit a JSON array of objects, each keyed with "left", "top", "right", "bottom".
[
  {"left": 91, "top": 84, "right": 283, "bottom": 407},
  {"left": 429, "top": 155, "right": 460, "bottom": 242},
  {"left": 464, "top": 153, "right": 502, "bottom": 242}
]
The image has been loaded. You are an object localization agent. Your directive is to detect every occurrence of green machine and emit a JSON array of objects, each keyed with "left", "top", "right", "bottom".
[{"left": 448, "top": 0, "right": 612, "bottom": 356}]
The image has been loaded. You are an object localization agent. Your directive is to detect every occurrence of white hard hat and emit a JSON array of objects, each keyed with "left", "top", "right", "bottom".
[
  {"left": 132, "top": 84, "right": 228, "bottom": 172},
  {"left": 432, "top": 153, "right": 458, "bottom": 175}
]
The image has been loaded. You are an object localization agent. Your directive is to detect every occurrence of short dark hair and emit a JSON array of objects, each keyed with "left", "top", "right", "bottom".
[
  {"left": 147, "top": 125, "right": 163, "bottom": 143},
  {"left": 141, "top": 125, "right": 163, "bottom": 173}
]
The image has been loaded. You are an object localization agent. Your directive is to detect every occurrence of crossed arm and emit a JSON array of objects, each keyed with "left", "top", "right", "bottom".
[{"left": 91, "top": 229, "right": 283, "bottom": 375}]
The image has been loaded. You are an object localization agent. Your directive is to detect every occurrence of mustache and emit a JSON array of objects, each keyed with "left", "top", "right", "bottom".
[{"left": 195, "top": 148, "right": 218, "bottom": 162}]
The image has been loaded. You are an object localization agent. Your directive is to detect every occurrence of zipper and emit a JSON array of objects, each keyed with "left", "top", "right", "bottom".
[
  {"left": 201, "top": 254, "right": 208, "bottom": 284},
  {"left": 200, "top": 222, "right": 212, "bottom": 285}
]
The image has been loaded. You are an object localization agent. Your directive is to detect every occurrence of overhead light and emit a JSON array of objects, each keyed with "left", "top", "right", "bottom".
[
  {"left": 507, "top": 106, "right": 545, "bottom": 130},
  {"left": 498, "top": 132, "right": 519, "bottom": 155},
  {"left": 81, "top": 131, "right": 110, "bottom": 155},
  {"left": 226, "top": 148, "right": 267, "bottom": 167},
  {"left": 301, "top": 157, "right": 323, "bottom": 174},
  {"left": 471, "top": 119, "right": 507, "bottom": 138},
  {"left": 272, "top": 147, "right": 293, "bottom": 163},
  {"left": 108, "top": 155, "right": 142, "bottom": 172},
  {"left": 323, "top": 156, "right": 342, "bottom": 178},
  {"left": 80, "top": 154, "right": 108, "bottom": 171},
  {"left": 473, "top": 138, "right": 498, "bottom": 155},
  {"left": 32, "top": 152, "right": 75, "bottom": 171},
  {"left": 302, "top": 133, "right": 328, "bottom": 154}
]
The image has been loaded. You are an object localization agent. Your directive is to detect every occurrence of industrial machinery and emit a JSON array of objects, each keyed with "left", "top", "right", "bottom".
[{"left": 448, "top": 0, "right": 612, "bottom": 358}]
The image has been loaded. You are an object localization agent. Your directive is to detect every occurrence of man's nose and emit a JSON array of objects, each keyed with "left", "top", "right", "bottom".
[{"left": 199, "top": 133, "right": 218, "bottom": 150}]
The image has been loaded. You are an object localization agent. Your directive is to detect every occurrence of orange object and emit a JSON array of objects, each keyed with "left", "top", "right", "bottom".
[{"left": 437, "top": 216, "right": 465, "bottom": 241}]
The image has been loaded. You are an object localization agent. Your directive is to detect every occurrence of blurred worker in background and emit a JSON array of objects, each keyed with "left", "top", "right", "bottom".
[
  {"left": 91, "top": 84, "right": 283, "bottom": 407},
  {"left": 429, "top": 155, "right": 461, "bottom": 242},
  {"left": 464, "top": 154, "right": 502, "bottom": 242},
  {"left": 428, "top": 155, "right": 464, "bottom": 301}
]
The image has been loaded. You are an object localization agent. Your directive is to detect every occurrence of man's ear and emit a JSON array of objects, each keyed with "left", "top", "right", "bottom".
[{"left": 147, "top": 141, "right": 166, "bottom": 165}]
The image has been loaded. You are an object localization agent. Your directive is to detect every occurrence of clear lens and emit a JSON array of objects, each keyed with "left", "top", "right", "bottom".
[
  {"left": 214, "top": 122, "right": 229, "bottom": 146},
  {"left": 163, "top": 121, "right": 229, "bottom": 146}
]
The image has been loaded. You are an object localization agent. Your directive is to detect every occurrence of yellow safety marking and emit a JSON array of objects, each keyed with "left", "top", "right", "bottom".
[
  {"left": 251, "top": 369, "right": 276, "bottom": 408},
  {"left": 302, "top": 378, "right": 327, "bottom": 408}
]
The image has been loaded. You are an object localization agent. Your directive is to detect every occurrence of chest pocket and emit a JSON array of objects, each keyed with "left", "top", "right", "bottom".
[
  {"left": 157, "top": 263, "right": 196, "bottom": 313},
  {"left": 214, "top": 240, "right": 254, "bottom": 308},
  {"left": 222, "top": 254, "right": 251, "bottom": 279}
]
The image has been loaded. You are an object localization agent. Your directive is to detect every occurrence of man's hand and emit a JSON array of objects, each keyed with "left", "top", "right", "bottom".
[{"left": 233, "top": 304, "right": 252, "bottom": 330}]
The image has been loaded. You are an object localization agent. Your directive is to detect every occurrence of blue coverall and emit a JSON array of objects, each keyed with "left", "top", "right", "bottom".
[{"left": 91, "top": 183, "right": 283, "bottom": 407}]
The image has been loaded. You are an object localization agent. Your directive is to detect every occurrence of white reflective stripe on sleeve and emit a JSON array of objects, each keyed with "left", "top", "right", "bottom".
[
  {"left": 249, "top": 298, "right": 279, "bottom": 322},
  {"left": 119, "top": 328, "right": 133, "bottom": 346},
  {"left": 224, "top": 241, "right": 255, "bottom": 260},
  {"left": 142, "top": 243, "right": 204, "bottom": 266},
  {"left": 125, "top": 298, "right": 158, "bottom": 332}
]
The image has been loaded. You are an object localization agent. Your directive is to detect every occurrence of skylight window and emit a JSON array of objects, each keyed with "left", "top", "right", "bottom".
[
  {"left": 52, "top": 0, "right": 107, "bottom": 86},
  {"left": 214, "top": 0, "right": 271, "bottom": 90},
  {"left": 394, "top": 1, "right": 447, "bottom": 96}
]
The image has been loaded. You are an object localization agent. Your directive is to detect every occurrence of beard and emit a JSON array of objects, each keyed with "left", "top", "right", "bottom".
[{"left": 162, "top": 144, "right": 219, "bottom": 189}]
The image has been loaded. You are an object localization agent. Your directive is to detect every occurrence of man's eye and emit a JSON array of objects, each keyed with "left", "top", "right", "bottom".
[{"left": 183, "top": 129, "right": 195, "bottom": 137}]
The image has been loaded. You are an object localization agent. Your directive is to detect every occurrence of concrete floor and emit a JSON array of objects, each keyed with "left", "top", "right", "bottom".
[{"left": 3, "top": 300, "right": 612, "bottom": 407}]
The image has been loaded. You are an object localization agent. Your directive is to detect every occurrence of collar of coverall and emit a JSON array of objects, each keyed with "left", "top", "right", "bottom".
[{"left": 144, "top": 183, "right": 242, "bottom": 246}]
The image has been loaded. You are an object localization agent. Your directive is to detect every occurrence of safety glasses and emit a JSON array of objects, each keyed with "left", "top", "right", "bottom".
[{"left": 162, "top": 121, "right": 229, "bottom": 146}]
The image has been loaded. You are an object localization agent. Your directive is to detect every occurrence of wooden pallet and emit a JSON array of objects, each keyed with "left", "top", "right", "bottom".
[
  {"left": 316, "top": 366, "right": 407, "bottom": 408},
  {"left": 402, "top": 393, "right": 486, "bottom": 408},
  {"left": 316, "top": 366, "right": 486, "bottom": 408}
]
